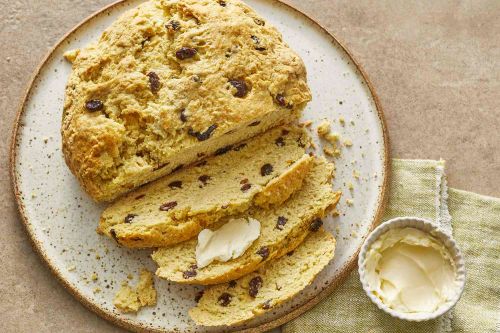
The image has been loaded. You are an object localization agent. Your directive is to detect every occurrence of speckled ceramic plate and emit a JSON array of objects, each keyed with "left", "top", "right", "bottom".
[{"left": 10, "top": 0, "right": 389, "bottom": 332}]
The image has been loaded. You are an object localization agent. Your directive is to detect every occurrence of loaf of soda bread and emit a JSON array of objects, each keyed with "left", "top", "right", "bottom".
[{"left": 62, "top": 0, "right": 311, "bottom": 201}]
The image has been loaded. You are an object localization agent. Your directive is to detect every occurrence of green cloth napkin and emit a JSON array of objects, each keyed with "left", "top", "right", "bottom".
[{"left": 283, "top": 159, "right": 500, "bottom": 333}]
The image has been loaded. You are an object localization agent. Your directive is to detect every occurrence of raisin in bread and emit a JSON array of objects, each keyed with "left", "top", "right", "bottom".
[
  {"left": 99, "top": 126, "right": 311, "bottom": 248},
  {"left": 152, "top": 157, "right": 340, "bottom": 284},
  {"left": 189, "top": 229, "right": 336, "bottom": 326},
  {"left": 62, "top": 0, "right": 311, "bottom": 201}
]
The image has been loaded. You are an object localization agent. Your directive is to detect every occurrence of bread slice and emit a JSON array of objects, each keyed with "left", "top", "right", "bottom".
[
  {"left": 99, "top": 126, "right": 312, "bottom": 248},
  {"left": 61, "top": 0, "right": 311, "bottom": 202},
  {"left": 189, "top": 229, "right": 336, "bottom": 326},
  {"left": 152, "top": 157, "right": 340, "bottom": 285}
]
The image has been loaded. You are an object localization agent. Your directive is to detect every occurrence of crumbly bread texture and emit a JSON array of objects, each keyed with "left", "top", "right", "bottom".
[
  {"left": 152, "top": 157, "right": 340, "bottom": 285},
  {"left": 189, "top": 229, "right": 336, "bottom": 326},
  {"left": 99, "top": 126, "right": 311, "bottom": 248},
  {"left": 113, "top": 269, "right": 157, "bottom": 313},
  {"left": 62, "top": 0, "right": 311, "bottom": 202}
]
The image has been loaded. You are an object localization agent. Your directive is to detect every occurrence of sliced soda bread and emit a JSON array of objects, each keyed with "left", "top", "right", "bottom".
[
  {"left": 99, "top": 126, "right": 311, "bottom": 248},
  {"left": 152, "top": 157, "right": 340, "bottom": 285},
  {"left": 189, "top": 229, "right": 336, "bottom": 326},
  {"left": 62, "top": 0, "right": 311, "bottom": 202}
]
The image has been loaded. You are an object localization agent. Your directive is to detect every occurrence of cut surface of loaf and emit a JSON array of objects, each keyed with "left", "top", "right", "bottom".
[
  {"left": 62, "top": 0, "right": 311, "bottom": 201},
  {"left": 189, "top": 229, "right": 336, "bottom": 326},
  {"left": 152, "top": 157, "right": 340, "bottom": 284},
  {"left": 99, "top": 126, "right": 312, "bottom": 248}
]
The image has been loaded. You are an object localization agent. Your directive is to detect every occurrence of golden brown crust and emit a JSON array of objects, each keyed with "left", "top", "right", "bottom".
[{"left": 62, "top": 0, "right": 311, "bottom": 201}]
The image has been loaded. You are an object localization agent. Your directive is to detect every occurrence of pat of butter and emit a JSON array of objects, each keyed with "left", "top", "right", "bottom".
[
  {"left": 365, "top": 227, "right": 458, "bottom": 313},
  {"left": 195, "top": 218, "right": 261, "bottom": 269}
]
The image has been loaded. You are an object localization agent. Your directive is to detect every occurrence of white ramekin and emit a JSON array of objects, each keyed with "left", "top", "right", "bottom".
[{"left": 358, "top": 216, "right": 466, "bottom": 321}]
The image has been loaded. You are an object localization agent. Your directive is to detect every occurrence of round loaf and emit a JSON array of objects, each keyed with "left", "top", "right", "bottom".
[{"left": 62, "top": 0, "right": 311, "bottom": 201}]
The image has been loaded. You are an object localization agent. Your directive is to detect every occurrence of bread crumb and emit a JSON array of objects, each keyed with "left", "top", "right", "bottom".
[
  {"left": 91, "top": 273, "right": 98, "bottom": 281},
  {"left": 325, "top": 132, "right": 340, "bottom": 145},
  {"left": 339, "top": 117, "right": 345, "bottom": 126},
  {"left": 68, "top": 265, "right": 76, "bottom": 272},
  {"left": 63, "top": 49, "right": 80, "bottom": 63},
  {"left": 348, "top": 182, "right": 354, "bottom": 191},
  {"left": 317, "top": 120, "right": 331, "bottom": 136},
  {"left": 93, "top": 287, "right": 102, "bottom": 294},
  {"left": 301, "top": 120, "right": 313, "bottom": 128},
  {"left": 346, "top": 199, "right": 354, "bottom": 207},
  {"left": 353, "top": 170, "right": 360, "bottom": 180},
  {"left": 343, "top": 139, "right": 353, "bottom": 147},
  {"left": 114, "top": 269, "right": 157, "bottom": 313}
]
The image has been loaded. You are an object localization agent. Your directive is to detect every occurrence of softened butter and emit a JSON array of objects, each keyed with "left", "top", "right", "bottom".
[
  {"left": 196, "top": 217, "right": 260, "bottom": 268},
  {"left": 365, "top": 227, "right": 458, "bottom": 313}
]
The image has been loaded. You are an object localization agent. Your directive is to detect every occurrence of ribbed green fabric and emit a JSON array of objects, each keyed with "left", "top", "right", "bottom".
[{"left": 283, "top": 159, "right": 500, "bottom": 333}]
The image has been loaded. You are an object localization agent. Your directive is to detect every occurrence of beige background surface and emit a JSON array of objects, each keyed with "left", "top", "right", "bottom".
[{"left": 1, "top": 1, "right": 498, "bottom": 332}]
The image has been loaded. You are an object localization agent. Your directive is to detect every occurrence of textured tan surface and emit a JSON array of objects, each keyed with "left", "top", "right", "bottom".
[
  {"left": 62, "top": 0, "right": 311, "bottom": 202},
  {"left": 1, "top": 0, "right": 498, "bottom": 332}
]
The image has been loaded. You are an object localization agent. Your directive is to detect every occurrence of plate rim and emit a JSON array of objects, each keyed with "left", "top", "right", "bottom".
[{"left": 9, "top": 0, "right": 391, "bottom": 332}]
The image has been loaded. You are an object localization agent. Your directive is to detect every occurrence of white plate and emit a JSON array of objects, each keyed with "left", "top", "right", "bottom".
[{"left": 10, "top": 0, "right": 389, "bottom": 332}]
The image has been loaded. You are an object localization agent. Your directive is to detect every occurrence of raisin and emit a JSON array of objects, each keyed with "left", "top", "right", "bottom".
[
  {"left": 176, "top": 47, "right": 197, "bottom": 60},
  {"left": 188, "top": 124, "right": 217, "bottom": 141},
  {"left": 251, "top": 35, "right": 266, "bottom": 51},
  {"left": 194, "top": 290, "right": 204, "bottom": 303},
  {"left": 241, "top": 183, "right": 252, "bottom": 192},
  {"left": 297, "top": 136, "right": 306, "bottom": 148},
  {"left": 275, "top": 137, "right": 285, "bottom": 147},
  {"left": 165, "top": 20, "right": 180, "bottom": 32},
  {"left": 135, "top": 194, "right": 145, "bottom": 200},
  {"left": 256, "top": 246, "right": 269, "bottom": 260},
  {"left": 260, "top": 163, "right": 273, "bottom": 176},
  {"left": 218, "top": 0, "right": 226, "bottom": 6},
  {"left": 249, "top": 121, "right": 261, "bottom": 127},
  {"left": 262, "top": 299, "right": 272, "bottom": 309},
  {"left": 183, "top": 264, "right": 197, "bottom": 279},
  {"left": 276, "top": 93, "right": 286, "bottom": 106},
  {"left": 124, "top": 214, "right": 137, "bottom": 224},
  {"left": 168, "top": 180, "right": 182, "bottom": 189},
  {"left": 248, "top": 276, "right": 263, "bottom": 298},
  {"left": 109, "top": 229, "right": 119, "bottom": 243},
  {"left": 254, "top": 18, "right": 265, "bottom": 26},
  {"left": 228, "top": 280, "right": 237, "bottom": 288},
  {"left": 276, "top": 216, "right": 288, "bottom": 230},
  {"left": 85, "top": 99, "right": 103, "bottom": 112},
  {"left": 160, "top": 201, "right": 177, "bottom": 211},
  {"left": 240, "top": 178, "right": 249, "bottom": 184},
  {"left": 215, "top": 145, "right": 233, "bottom": 155},
  {"left": 218, "top": 293, "right": 232, "bottom": 306},
  {"left": 233, "top": 143, "right": 247, "bottom": 151},
  {"left": 198, "top": 175, "right": 211, "bottom": 185},
  {"left": 173, "top": 164, "right": 184, "bottom": 172},
  {"left": 141, "top": 36, "right": 151, "bottom": 48},
  {"left": 180, "top": 109, "right": 187, "bottom": 122},
  {"left": 229, "top": 79, "right": 248, "bottom": 98},
  {"left": 147, "top": 71, "right": 161, "bottom": 93},
  {"left": 309, "top": 218, "right": 323, "bottom": 231}
]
